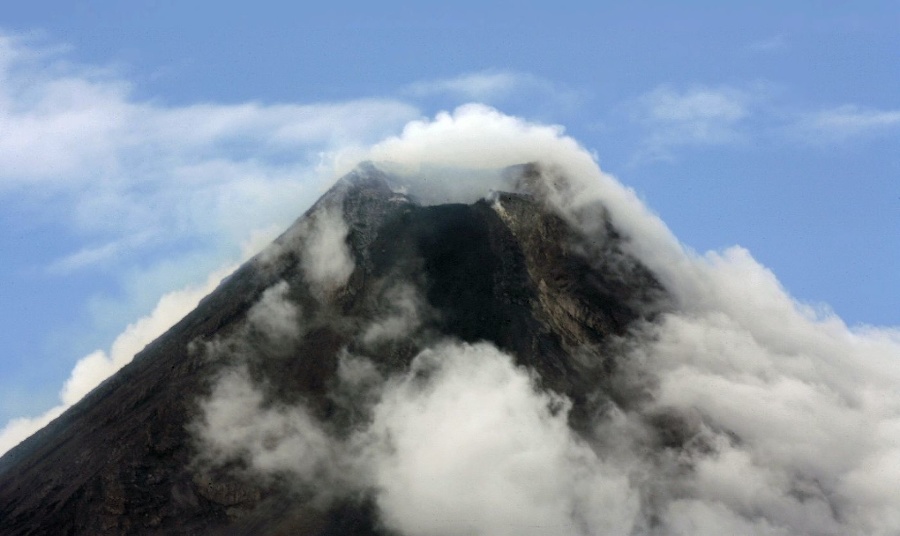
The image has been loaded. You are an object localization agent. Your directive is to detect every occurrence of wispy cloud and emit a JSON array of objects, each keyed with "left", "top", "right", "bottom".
[
  {"left": 629, "top": 80, "right": 900, "bottom": 160},
  {"left": 0, "top": 34, "right": 418, "bottom": 237},
  {"left": 0, "top": 31, "right": 418, "bottom": 429},
  {"left": 743, "top": 35, "right": 787, "bottom": 54},
  {"left": 0, "top": 31, "right": 421, "bottom": 320},
  {"left": 405, "top": 71, "right": 526, "bottom": 101},
  {"left": 403, "top": 70, "right": 582, "bottom": 112},
  {"left": 189, "top": 107, "right": 900, "bottom": 535},
  {"left": 629, "top": 85, "right": 756, "bottom": 162},
  {"left": 46, "top": 232, "right": 156, "bottom": 274},
  {"left": 792, "top": 104, "right": 900, "bottom": 144}
]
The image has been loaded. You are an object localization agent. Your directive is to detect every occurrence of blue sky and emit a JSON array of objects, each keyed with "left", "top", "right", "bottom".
[{"left": 0, "top": 3, "right": 897, "bottom": 430}]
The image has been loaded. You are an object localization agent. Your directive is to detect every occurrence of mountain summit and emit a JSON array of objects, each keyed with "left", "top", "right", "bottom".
[{"left": 0, "top": 162, "right": 670, "bottom": 534}]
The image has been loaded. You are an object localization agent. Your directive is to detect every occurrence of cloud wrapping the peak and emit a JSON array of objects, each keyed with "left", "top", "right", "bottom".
[
  {"left": 347, "top": 103, "right": 688, "bottom": 298},
  {"left": 2, "top": 32, "right": 899, "bottom": 534},
  {"left": 271, "top": 106, "right": 900, "bottom": 534}
]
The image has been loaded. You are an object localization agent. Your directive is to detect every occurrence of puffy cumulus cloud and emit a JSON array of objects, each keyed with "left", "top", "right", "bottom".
[
  {"left": 349, "top": 103, "right": 583, "bottom": 179},
  {"left": 619, "top": 248, "right": 900, "bottom": 535},
  {"left": 190, "top": 281, "right": 343, "bottom": 494},
  {"left": 343, "top": 104, "right": 687, "bottom": 295},
  {"left": 194, "top": 341, "right": 639, "bottom": 535},
  {"left": 365, "top": 342, "right": 639, "bottom": 536},
  {"left": 190, "top": 282, "right": 345, "bottom": 496},
  {"left": 0, "top": 406, "right": 67, "bottom": 460},
  {"left": 0, "top": 264, "right": 235, "bottom": 456}
]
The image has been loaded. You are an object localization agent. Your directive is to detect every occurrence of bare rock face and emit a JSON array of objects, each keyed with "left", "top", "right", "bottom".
[{"left": 0, "top": 163, "right": 667, "bottom": 535}]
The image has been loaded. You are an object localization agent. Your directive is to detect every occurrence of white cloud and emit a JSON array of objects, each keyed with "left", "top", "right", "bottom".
[
  {"left": 344, "top": 103, "right": 684, "bottom": 284},
  {"left": 245, "top": 281, "right": 302, "bottom": 349},
  {"left": 794, "top": 104, "right": 900, "bottom": 143},
  {"left": 405, "top": 71, "right": 535, "bottom": 101},
  {"left": 192, "top": 364, "right": 338, "bottom": 484},
  {"left": 0, "top": 31, "right": 414, "bottom": 445},
  {"left": 0, "top": 33, "right": 418, "bottom": 249},
  {"left": 744, "top": 35, "right": 787, "bottom": 54},
  {"left": 630, "top": 85, "right": 755, "bottom": 161},
  {"left": 0, "top": 406, "right": 66, "bottom": 459},
  {"left": 629, "top": 83, "right": 900, "bottom": 154},
  {"left": 46, "top": 232, "right": 156, "bottom": 274},
  {"left": 194, "top": 341, "right": 640, "bottom": 536},
  {"left": 403, "top": 70, "right": 582, "bottom": 112},
  {"left": 299, "top": 208, "right": 355, "bottom": 298},
  {"left": 314, "top": 106, "right": 900, "bottom": 533},
  {"left": 2, "top": 31, "right": 900, "bottom": 534},
  {"left": 362, "top": 283, "right": 424, "bottom": 346},
  {"left": 365, "top": 343, "right": 639, "bottom": 536},
  {"left": 0, "top": 264, "right": 235, "bottom": 456}
]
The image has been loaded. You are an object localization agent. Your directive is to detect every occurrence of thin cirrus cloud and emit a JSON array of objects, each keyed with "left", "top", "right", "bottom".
[
  {"left": 404, "top": 70, "right": 527, "bottom": 100},
  {"left": 628, "top": 85, "right": 755, "bottom": 162},
  {"left": 743, "top": 35, "right": 787, "bottom": 54},
  {"left": 629, "top": 82, "right": 900, "bottom": 163},
  {"left": 45, "top": 232, "right": 156, "bottom": 275},
  {"left": 403, "top": 70, "right": 582, "bottom": 111},
  {"left": 792, "top": 104, "right": 900, "bottom": 144}
]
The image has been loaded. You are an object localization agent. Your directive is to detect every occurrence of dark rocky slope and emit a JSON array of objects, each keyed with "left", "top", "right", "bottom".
[{"left": 0, "top": 163, "right": 667, "bottom": 535}]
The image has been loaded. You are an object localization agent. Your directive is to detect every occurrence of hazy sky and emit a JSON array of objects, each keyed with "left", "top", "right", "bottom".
[{"left": 0, "top": 3, "right": 897, "bottom": 429}]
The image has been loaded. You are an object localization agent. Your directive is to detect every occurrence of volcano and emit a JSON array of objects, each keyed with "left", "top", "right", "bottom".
[{"left": 0, "top": 162, "right": 669, "bottom": 535}]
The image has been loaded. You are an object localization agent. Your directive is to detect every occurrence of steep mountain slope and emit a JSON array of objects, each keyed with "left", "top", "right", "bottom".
[{"left": 0, "top": 163, "right": 667, "bottom": 535}]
